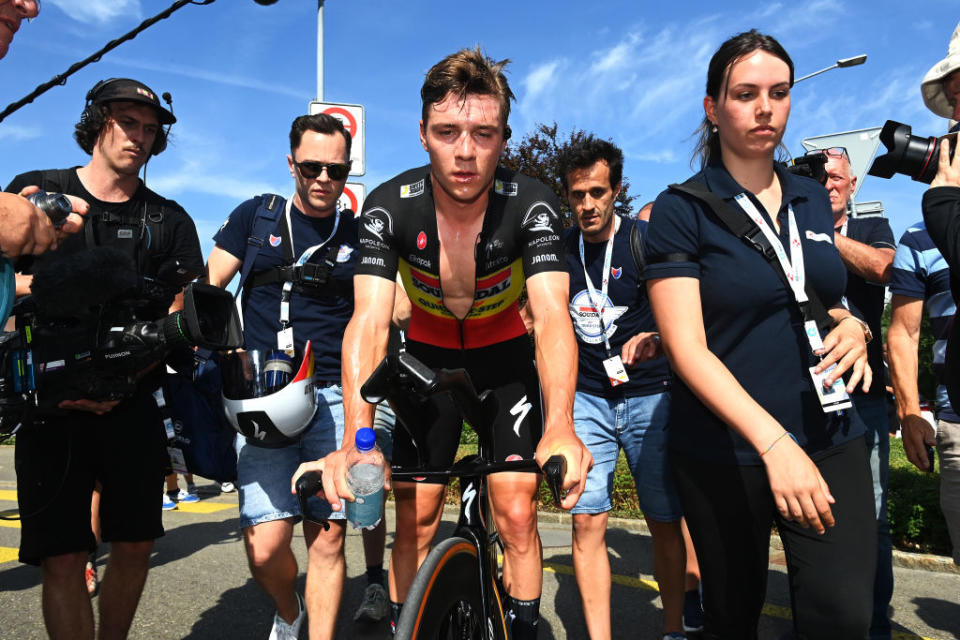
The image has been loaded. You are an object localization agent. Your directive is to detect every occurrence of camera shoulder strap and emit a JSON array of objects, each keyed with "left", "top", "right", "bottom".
[
  {"left": 236, "top": 194, "right": 285, "bottom": 297},
  {"left": 628, "top": 219, "right": 645, "bottom": 283},
  {"left": 668, "top": 179, "right": 833, "bottom": 333}
]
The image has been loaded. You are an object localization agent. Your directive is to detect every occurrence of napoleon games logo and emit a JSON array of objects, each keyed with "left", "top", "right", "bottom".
[
  {"left": 569, "top": 289, "right": 627, "bottom": 344},
  {"left": 362, "top": 207, "right": 393, "bottom": 241},
  {"left": 417, "top": 231, "right": 427, "bottom": 250},
  {"left": 522, "top": 201, "right": 558, "bottom": 233}
]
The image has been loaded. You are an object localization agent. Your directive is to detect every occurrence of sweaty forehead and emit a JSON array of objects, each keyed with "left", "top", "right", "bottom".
[
  {"left": 567, "top": 161, "right": 612, "bottom": 190},
  {"left": 726, "top": 50, "right": 791, "bottom": 86},
  {"left": 427, "top": 92, "right": 503, "bottom": 126}
]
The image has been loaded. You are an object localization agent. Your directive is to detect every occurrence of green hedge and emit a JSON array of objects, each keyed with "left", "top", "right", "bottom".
[{"left": 452, "top": 426, "right": 953, "bottom": 556}]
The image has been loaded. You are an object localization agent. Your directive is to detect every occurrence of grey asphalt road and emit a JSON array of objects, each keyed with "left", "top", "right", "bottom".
[{"left": 0, "top": 445, "right": 958, "bottom": 639}]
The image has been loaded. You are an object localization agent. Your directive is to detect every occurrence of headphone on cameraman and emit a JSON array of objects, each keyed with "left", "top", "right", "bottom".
[{"left": 80, "top": 78, "right": 172, "bottom": 156}]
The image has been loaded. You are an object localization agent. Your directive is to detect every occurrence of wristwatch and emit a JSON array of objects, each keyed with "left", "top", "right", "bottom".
[{"left": 836, "top": 315, "right": 873, "bottom": 344}]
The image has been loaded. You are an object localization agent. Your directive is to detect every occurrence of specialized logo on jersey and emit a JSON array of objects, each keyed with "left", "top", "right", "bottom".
[
  {"left": 417, "top": 231, "right": 427, "bottom": 250},
  {"left": 269, "top": 234, "right": 282, "bottom": 247},
  {"left": 494, "top": 179, "right": 518, "bottom": 196},
  {"left": 400, "top": 179, "right": 424, "bottom": 198},
  {"left": 569, "top": 289, "right": 627, "bottom": 344},
  {"left": 521, "top": 201, "right": 559, "bottom": 233},
  {"left": 611, "top": 266, "right": 622, "bottom": 279},
  {"left": 362, "top": 207, "right": 393, "bottom": 241}
]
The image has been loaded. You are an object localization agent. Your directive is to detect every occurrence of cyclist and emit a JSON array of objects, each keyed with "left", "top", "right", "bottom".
[{"left": 294, "top": 46, "right": 591, "bottom": 639}]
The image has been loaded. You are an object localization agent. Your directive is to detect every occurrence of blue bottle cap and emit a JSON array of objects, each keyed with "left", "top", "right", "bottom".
[{"left": 355, "top": 427, "right": 376, "bottom": 452}]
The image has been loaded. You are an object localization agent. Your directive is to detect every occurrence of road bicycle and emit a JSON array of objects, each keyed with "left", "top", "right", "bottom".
[{"left": 296, "top": 350, "right": 565, "bottom": 640}]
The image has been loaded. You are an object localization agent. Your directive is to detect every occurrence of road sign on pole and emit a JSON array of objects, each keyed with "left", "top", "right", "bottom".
[
  {"left": 339, "top": 182, "right": 365, "bottom": 214},
  {"left": 309, "top": 101, "right": 365, "bottom": 176}
]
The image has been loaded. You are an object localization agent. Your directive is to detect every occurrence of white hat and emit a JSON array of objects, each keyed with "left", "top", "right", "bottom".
[{"left": 922, "top": 21, "right": 960, "bottom": 118}]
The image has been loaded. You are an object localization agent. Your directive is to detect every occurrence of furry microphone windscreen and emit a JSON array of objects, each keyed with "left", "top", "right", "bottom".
[{"left": 30, "top": 247, "right": 139, "bottom": 318}]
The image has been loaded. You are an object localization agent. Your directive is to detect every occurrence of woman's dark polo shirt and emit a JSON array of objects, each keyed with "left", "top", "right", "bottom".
[{"left": 645, "top": 161, "right": 866, "bottom": 465}]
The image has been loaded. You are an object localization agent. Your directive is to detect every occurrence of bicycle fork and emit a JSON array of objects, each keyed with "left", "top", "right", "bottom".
[{"left": 453, "top": 471, "right": 509, "bottom": 640}]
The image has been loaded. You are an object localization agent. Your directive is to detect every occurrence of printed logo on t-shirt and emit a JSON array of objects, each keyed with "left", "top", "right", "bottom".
[
  {"left": 611, "top": 266, "right": 622, "bottom": 279},
  {"left": 269, "top": 234, "right": 282, "bottom": 247},
  {"left": 400, "top": 179, "right": 424, "bottom": 199},
  {"left": 805, "top": 230, "right": 833, "bottom": 244},
  {"left": 521, "top": 201, "right": 558, "bottom": 233},
  {"left": 336, "top": 244, "right": 354, "bottom": 263},
  {"left": 568, "top": 289, "right": 627, "bottom": 344},
  {"left": 362, "top": 207, "right": 393, "bottom": 241}
]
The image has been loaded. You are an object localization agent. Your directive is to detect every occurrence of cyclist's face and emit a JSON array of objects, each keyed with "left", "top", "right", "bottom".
[
  {"left": 566, "top": 160, "right": 621, "bottom": 242},
  {"left": 0, "top": 0, "right": 40, "bottom": 59},
  {"left": 420, "top": 92, "right": 507, "bottom": 205}
]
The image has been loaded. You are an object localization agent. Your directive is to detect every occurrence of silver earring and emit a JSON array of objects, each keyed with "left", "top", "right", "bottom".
[{"left": 711, "top": 123, "right": 718, "bottom": 133}]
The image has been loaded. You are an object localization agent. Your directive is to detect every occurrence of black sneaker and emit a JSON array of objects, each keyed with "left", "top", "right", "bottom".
[{"left": 683, "top": 589, "right": 703, "bottom": 633}]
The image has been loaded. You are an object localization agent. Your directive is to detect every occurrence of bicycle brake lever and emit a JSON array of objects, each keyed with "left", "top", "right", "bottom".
[
  {"left": 295, "top": 471, "right": 330, "bottom": 530},
  {"left": 542, "top": 455, "right": 567, "bottom": 506}
]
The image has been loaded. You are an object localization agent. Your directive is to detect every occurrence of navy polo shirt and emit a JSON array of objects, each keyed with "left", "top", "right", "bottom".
[
  {"left": 645, "top": 161, "right": 866, "bottom": 465},
  {"left": 564, "top": 217, "right": 670, "bottom": 398},
  {"left": 214, "top": 196, "right": 359, "bottom": 381},
  {"left": 839, "top": 216, "right": 895, "bottom": 397}
]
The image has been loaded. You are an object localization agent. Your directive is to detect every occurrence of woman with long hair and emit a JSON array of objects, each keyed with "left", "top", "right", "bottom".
[{"left": 644, "top": 30, "right": 877, "bottom": 639}]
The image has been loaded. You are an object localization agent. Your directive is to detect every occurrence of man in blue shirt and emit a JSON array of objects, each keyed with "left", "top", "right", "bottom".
[
  {"left": 821, "top": 147, "right": 897, "bottom": 638},
  {"left": 560, "top": 137, "right": 685, "bottom": 640},
  {"left": 888, "top": 222, "right": 960, "bottom": 566},
  {"left": 206, "top": 113, "right": 359, "bottom": 640}
]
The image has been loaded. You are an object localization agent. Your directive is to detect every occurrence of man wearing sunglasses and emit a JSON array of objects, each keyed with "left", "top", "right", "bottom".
[
  {"left": 819, "top": 144, "right": 897, "bottom": 639},
  {"left": 206, "top": 113, "right": 359, "bottom": 640}
]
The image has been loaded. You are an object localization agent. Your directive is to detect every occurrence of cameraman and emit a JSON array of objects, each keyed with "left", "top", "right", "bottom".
[
  {"left": 4, "top": 78, "right": 203, "bottom": 640},
  {"left": 0, "top": 0, "right": 87, "bottom": 323}
]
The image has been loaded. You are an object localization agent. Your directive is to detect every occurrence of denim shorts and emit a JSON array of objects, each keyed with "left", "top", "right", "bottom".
[
  {"left": 571, "top": 390, "right": 681, "bottom": 522},
  {"left": 235, "top": 384, "right": 345, "bottom": 528}
]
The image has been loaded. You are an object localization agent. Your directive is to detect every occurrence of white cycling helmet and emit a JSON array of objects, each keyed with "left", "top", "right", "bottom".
[{"left": 221, "top": 340, "right": 316, "bottom": 448}]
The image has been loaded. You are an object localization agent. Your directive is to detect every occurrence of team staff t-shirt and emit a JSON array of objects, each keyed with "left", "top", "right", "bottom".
[
  {"left": 839, "top": 216, "right": 895, "bottom": 397},
  {"left": 214, "top": 196, "right": 358, "bottom": 381},
  {"left": 644, "top": 161, "right": 866, "bottom": 465},
  {"left": 564, "top": 217, "right": 670, "bottom": 398}
]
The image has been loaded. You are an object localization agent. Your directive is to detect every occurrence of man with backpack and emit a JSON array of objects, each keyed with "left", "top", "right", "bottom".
[
  {"left": 205, "top": 113, "right": 359, "bottom": 640},
  {"left": 6, "top": 77, "right": 204, "bottom": 640},
  {"left": 558, "top": 137, "right": 686, "bottom": 640}
]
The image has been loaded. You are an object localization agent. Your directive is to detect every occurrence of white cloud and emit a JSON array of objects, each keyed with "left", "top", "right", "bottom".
[
  {"left": 48, "top": 0, "right": 142, "bottom": 25},
  {"left": 0, "top": 124, "right": 41, "bottom": 142}
]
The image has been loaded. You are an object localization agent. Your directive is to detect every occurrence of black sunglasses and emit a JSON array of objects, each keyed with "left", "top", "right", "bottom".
[{"left": 294, "top": 161, "right": 351, "bottom": 181}]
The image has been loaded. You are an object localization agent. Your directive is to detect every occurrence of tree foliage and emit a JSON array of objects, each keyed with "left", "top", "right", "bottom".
[{"left": 500, "top": 122, "right": 637, "bottom": 228}]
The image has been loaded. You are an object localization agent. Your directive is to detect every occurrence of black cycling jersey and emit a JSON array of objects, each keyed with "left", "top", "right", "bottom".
[{"left": 356, "top": 165, "right": 566, "bottom": 350}]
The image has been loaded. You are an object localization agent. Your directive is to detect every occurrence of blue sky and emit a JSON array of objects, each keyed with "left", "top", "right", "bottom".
[{"left": 1, "top": 0, "right": 958, "bottom": 258}]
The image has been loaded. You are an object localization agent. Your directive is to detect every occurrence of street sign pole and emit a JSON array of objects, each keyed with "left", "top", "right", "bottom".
[{"left": 316, "top": 0, "right": 324, "bottom": 101}]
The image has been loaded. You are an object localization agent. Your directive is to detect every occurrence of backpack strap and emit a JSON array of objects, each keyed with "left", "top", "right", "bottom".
[
  {"left": 667, "top": 179, "right": 834, "bottom": 333},
  {"left": 236, "top": 194, "right": 285, "bottom": 297},
  {"left": 628, "top": 220, "right": 645, "bottom": 281}
]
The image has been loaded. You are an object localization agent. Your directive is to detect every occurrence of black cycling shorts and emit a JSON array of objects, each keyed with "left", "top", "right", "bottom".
[
  {"left": 15, "top": 389, "right": 168, "bottom": 565},
  {"left": 391, "top": 336, "right": 543, "bottom": 484}
]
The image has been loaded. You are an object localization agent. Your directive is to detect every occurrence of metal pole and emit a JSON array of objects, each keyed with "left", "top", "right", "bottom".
[
  {"left": 795, "top": 63, "right": 839, "bottom": 84},
  {"left": 317, "top": 0, "right": 325, "bottom": 101}
]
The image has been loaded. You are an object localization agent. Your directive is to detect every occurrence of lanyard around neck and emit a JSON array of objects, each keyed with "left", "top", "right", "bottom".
[
  {"left": 279, "top": 196, "right": 341, "bottom": 327},
  {"left": 733, "top": 194, "right": 806, "bottom": 304},
  {"left": 578, "top": 216, "right": 620, "bottom": 355}
]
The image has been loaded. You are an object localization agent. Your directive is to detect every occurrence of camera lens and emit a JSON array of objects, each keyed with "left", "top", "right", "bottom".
[{"left": 868, "top": 120, "right": 955, "bottom": 184}]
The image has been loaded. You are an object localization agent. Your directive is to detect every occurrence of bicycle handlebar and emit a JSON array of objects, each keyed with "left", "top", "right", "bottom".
[{"left": 295, "top": 470, "right": 330, "bottom": 529}]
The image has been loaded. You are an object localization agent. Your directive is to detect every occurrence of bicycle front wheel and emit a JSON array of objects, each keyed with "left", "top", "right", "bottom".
[{"left": 394, "top": 536, "right": 508, "bottom": 640}]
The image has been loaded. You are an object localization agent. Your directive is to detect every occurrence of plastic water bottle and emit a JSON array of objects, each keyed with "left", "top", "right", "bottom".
[{"left": 345, "top": 427, "right": 386, "bottom": 530}]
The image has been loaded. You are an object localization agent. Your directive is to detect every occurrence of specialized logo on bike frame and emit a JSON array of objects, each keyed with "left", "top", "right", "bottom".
[
  {"left": 521, "top": 201, "right": 558, "bottom": 233},
  {"left": 569, "top": 289, "right": 627, "bottom": 344},
  {"left": 362, "top": 207, "right": 393, "bottom": 241},
  {"left": 400, "top": 178, "right": 424, "bottom": 198}
]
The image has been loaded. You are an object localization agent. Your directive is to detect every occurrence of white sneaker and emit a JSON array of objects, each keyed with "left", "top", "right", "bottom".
[
  {"left": 354, "top": 583, "right": 388, "bottom": 622},
  {"left": 220, "top": 481, "right": 236, "bottom": 493},
  {"left": 268, "top": 592, "right": 305, "bottom": 640}
]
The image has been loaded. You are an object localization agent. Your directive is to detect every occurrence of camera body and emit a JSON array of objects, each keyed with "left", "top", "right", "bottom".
[
  {"left": 0, "top": 279, "right": 242, "bottom": 434},
  {"left": 784, "top": 152, "right": 828, "bottom": 185}
]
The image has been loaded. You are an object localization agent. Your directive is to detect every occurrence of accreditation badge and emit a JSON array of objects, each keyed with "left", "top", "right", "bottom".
[
  {"left": 809, "top": 363, "right": 852, "bottom": 413},
  {"left": 603, "top": 355, "right": 630, "bottom": 387}
]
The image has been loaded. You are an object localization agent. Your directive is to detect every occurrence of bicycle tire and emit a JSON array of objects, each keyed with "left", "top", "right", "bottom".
[{"left": 394, "top": 536, "right": 508, "bottom": 640}]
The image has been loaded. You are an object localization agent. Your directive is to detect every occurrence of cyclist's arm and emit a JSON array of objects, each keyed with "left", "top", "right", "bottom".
[
  {"left": 292, "top": 274, "right": 395, "bottom": 509},
  {"left": 525, "top": 270, "right": 592, "bottom": 509}
]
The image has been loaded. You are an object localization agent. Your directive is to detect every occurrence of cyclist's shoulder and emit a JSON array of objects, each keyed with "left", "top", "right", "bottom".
[
  {"left": 491, "top": 166, "right": 559, "bottom": 210},
  {"left": 366, "top": 165, "right": 432, "bottom": 211}
]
